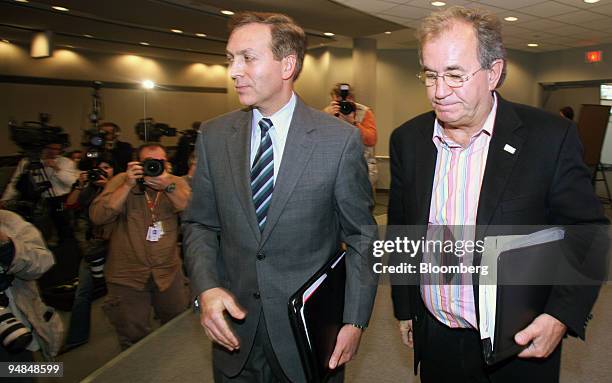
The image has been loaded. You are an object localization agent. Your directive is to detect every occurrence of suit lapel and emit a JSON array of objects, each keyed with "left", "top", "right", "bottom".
[
  {"left": 260, "top": 98, "right": 316, "bottom": 245},
  {"left": 226, "top": 110, "right": 261, "bottom": 242},
  {"left": 415, "top": 113, "right": 437, "bottom": 225},
  {"left": 476, "top": 95, "right": 525, "bottom": 232}
]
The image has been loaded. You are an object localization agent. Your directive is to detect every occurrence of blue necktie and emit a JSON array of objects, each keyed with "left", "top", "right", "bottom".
[{"left": 251, "top": 118, "right": 274, "bottom": 231}]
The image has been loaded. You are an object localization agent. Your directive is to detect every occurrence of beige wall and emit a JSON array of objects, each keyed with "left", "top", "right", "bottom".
[
  {"left": 0, "top": 43, "right": 230, "bottom": 155},
  {"left": 536, "top": 43, "right": 612, "bottom": 84}
]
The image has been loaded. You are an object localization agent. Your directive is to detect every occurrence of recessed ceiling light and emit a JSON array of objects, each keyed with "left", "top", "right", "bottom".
[
  {"left": 324, "top": 32, "right": 335, "bottom": 37},
  {"left": 139, "top": 42, "right": 150, "bottom": 46},
  {"left": 196, "top": 33, "right": 207, "bottom": 37},
  {"left": 83, "top": 34, "right": 93, "bottom": 38},
  {"left": 15, "top": 0, "right": 29, "bottom": 3},
  {"left": 431, "top": 1, "right": 446, "bottom": 6},
  {"left": 504, "top": 16, "right": 518, "bottom": 22},
  {"left": 527, "top": 43, "right": 539, "bottom": 47},
  {"left": 385, "top": 31, "right": 392, "bottom": 35},
  {"left": 65, "top": 45, "right": 74, "bottom": 48},
  {"left": 583, "top": 0, "right": 600, "bottom": 4},
  {"left": 52, "top": 6, "right": 69, "bottom": 11},
  {"left": 220, "top": 10, "right": 234, "bottom": 15},
  {"left": 171, "top": 29, "right": 183, "bottom": 34}
]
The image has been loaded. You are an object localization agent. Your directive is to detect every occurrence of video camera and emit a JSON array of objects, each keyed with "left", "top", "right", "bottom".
[
  {"left": 0, "top": 267, "right": 32, "bottom": 353},
  {"left": 9, "top": 113, "right": 69, "bottom": 154},
  {"left": 337, "top": 84, "right": 356, "bottom": 116},
  {"left": 134, "top": 118, "right": 176, "bottom": 142}
]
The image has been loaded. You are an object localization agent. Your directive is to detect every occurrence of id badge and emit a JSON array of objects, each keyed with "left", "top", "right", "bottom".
[
  {"left": 154, "top": 221, "right": 164, "bottom": 236},
  {"left": 147, "top": 225, "right": 160, "bottom": 242}
]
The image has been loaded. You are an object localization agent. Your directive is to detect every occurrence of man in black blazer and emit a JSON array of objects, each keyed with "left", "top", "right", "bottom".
[{"left": 388, "top": 6, "right": 608, "bottom": 383}]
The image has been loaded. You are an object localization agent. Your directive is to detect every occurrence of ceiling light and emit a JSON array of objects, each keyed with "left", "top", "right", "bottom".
[
  {"left": 504, "top": 16, "right": 518, "bottom": 22},
  {"left": 83, "top": 34, "right": 93, "bottom": 38},
  {"left": 583, "top": 0, "right": 600, "bottom": 4},
  {"left": 171, "top": 29, "right": 183, "bottom": 34},
  {"left": 196, "top": 33, "right": 207, "bottom": 37},
  {"left": 385, "top": 31, "right": 392, "bottom": 35},
  {"left": 65, "top": 45, "right": 74, "bottom": 48},
  {"left": 15, "top": 0, "right": 29, "bottom": 3},
  {"left": 142, "top": 80, "right": 155, "bottom": 89},
  {"left": 324, "top": 32, "right": 335, "bottom": 37},
  {"left": 139, "top": 42, "right": 150, "bottom": 46},
  {"left": 527, "top": 43, "right": 539, "bottom": 47},
  {"left": 221, "top": 10, "right": 234, "bottom": 15},
  {"left": 431, "top": 1, "right": 446, "bottom": 6},
  {"left": 52, "top": 6, "right": 69, "bottom": 12}
]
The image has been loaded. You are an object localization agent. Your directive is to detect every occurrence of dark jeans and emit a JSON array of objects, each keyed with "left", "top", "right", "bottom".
[{"left": 65, "top": 260, "right": 94, "bottom": 347}]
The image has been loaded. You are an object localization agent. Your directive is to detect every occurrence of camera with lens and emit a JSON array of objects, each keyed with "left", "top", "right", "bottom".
[
  {"left": 142, "top": 159, "right": 165, "bottom": 177},
  {"left": 337, "top": 83, "right": 356, "bottom": 116},
  {"left": 83, "top": 240, "right": 107, "bottom": 280},
  {"left": 134, "top": 118, "right": 176, "bottom": 142},
  {"left": 0, "top": 264, "right": 33, "bottom": 353},
  {"left": 87, "top": 168, "right": 107, "bottom": 182},
  {"left": 9, "top": 113, "right": 69, "bottom": 155}
]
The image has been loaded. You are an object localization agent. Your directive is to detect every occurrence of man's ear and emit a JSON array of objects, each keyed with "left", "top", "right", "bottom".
[
  {"left": 487, "top": 59, "right": 504, "bottom": 90},
  {"left": 281, "top": 54, "right": 297, "bottom": 80}
]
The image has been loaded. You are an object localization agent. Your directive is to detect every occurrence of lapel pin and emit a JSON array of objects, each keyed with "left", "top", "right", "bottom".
[{"left": 503, "top": 144, "right": 516, "bottom": 154}]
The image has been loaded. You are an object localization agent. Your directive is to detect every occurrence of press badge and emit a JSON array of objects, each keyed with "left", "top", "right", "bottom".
[{"left": 147, "top": 224, "right": 161, "bottom": 242}]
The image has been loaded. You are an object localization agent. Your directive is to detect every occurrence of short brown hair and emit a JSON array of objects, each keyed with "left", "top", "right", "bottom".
[
  {"left": 137, "top": 143, "right": 166, "bottom": 160},
  {"left": 229, "top": 11, "right": 307, "bottom": 81},
  {"left": 416, "top": 6, "right": 507, "bottom": 88}
]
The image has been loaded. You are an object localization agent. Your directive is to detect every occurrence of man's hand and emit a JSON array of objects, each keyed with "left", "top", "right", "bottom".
[
  {"left": 93, "top": 175, "right": 109, "bottom": 188},
  {"left": 143, "top": 172, "right": 173, "bottom": 191},
  {"left": 515, "top": 313, "right": 567, "bottom": 358},
  {"left": 77, "top": 172, "right": 88, "bottom": 187},
  {"left": 125, "top": 161, "right": 143, "bottom": 187},
  {"left": 399, "top": 320, "right": 413, "bottom": 348},
  {"left": 199, "top": 287, "right": 247, "bottom": 352},
  {"left": 328, "top": 324, "right": 363, "bottom": 369}
]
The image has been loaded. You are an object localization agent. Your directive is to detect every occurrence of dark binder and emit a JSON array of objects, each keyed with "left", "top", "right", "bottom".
[
  {"left": 288, "top": 251, "right": 346, "bottom": 383},
  {"left": 479, "top": 229, "right": 563, "bottom": 365}
]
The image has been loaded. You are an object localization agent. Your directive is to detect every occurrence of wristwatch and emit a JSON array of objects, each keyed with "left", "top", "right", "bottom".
[{"left": 165, "top": 182, "right": 176, "bottom": 193}]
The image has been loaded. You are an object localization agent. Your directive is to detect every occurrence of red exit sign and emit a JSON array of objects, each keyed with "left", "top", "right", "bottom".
[{"left": 585, "top": 50, "right": 603, "bottom": 63}]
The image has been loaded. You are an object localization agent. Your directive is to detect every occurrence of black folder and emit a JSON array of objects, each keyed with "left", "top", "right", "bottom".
[
  {"left": 479, "top": 229, "right": 563, "bottom": 365},
  {"left": 288, "top": 251, "right": 346, "bottom": 383}
]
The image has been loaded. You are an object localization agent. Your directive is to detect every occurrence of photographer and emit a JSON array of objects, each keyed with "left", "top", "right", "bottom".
[
  {"left": 62, "top": 154, "right": 115, "bottom": 351},
  {"left": 1, "top": 139, "right": 78, "bottom": 242},
  {"left": 89, "top": 143, "right": 190, "bottom": 349},
  {"left": 0, "top": 210, "right": 64, "bottom": 363},
  {"left": 324, "top": 83, "right": 378, "bottom": 187},
  {"left": 99, "top": 122, "right": 133, "bottom": 173}
]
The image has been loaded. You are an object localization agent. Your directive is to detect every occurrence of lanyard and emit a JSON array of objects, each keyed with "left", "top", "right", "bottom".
[{"left": 144, "top": 190, "right": 161, "bottom": 224}]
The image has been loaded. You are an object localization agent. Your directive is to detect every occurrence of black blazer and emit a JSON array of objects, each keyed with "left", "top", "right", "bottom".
[{"left": 388, "top": 94, "right": 608, "bottom": 376}]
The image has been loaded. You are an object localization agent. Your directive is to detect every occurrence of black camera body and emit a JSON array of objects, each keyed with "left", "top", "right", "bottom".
[
  {"left": 142, "top": 159, "right": 165, "bottom": 177},
  {"left": 87, "top": 168, "right": 107, "bottom": 182},
  {"left": 338, "top": 84, "right": 356, "bottom": 116},
  {"left": 9, "top": 114, "right": 69, "bottom": 154}
]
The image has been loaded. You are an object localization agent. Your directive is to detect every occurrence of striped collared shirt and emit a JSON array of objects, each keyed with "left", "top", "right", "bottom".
[{"left": 421, "top": 93, "right": 497, "bottom": 328}]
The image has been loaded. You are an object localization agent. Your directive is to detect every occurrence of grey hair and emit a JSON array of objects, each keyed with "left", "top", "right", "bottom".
[{"left": 416, "top": 6, "right": 507, "bottom": 88}]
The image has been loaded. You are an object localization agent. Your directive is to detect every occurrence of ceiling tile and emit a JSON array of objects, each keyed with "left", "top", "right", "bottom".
[
  {"left": 550, "top": 10, "right": 609, "bottom": 24},
  {"left": 376, "top": 13, "right": 418, "bottom": 27},
  {"left": 407, "top": 0, "right": 472, "bottom": 8},
  {"left": 380, "top": 4, "right": 438, "bottom": 18},
  {"left": 472, "top": 0, "right": 547, "bottom": 10},
  {"left": 591, "top": 3, "right": 612, "bottom": 16},
  {"left": 555, "top": 0, "right": 612, "bottom": 11},
  {"left": 517, "top": 1, "right": 579, "bottom": 17},
  {"left": 342, "top": 0, "right": 399, "bottom": 14},
  {"left": 463, "top": 2, "right": 508, "bottom": 14},
  {"left": 546, "top": 25, "right": 598, "bottom": 36},
  {"left": 514, "top": 19, "right": 567, "bottom": 30},
  {"left": 585, "top": 18, "right": 612, "bottom": 31}
]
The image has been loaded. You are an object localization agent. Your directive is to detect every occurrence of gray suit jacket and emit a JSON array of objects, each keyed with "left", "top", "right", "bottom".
[{"left": 182, "top": 97, "right": 378, "bottom": 382}]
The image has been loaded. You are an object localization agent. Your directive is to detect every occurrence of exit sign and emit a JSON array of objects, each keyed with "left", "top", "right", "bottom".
[{"left": 585, "top": 50, "right": 603, "bottom": 63}]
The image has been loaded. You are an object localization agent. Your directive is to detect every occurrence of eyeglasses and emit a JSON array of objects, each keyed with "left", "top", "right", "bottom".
[{"left": 417, "top": 68, "right": 485, "bottom": 88}]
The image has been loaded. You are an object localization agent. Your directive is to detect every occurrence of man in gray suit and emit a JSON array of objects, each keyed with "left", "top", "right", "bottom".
[{"left": 182, "top": 12, "right": 378, "bottom": 383}]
